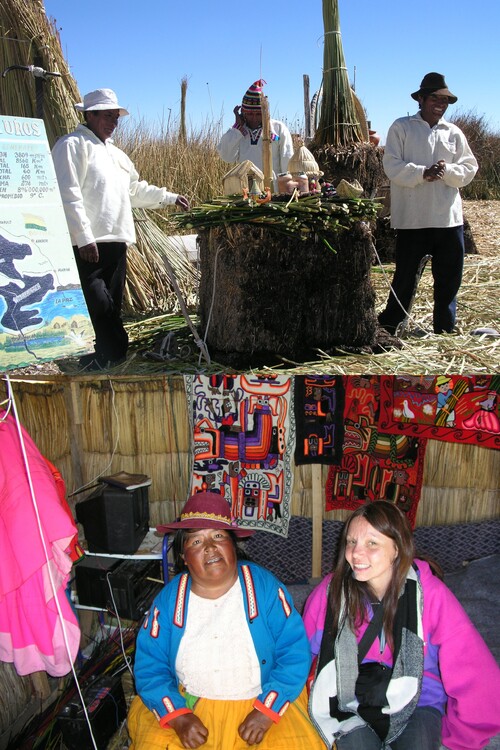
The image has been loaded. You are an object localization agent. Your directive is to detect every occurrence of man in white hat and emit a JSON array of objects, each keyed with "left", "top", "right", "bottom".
[
  {"left": 378, "top": 73, "right": 478, "bottom": 336},
  {"left": 52, "top": 88, "right": 189, "bottom": 369}
]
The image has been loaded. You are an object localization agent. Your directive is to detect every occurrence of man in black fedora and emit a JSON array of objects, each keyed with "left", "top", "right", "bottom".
[{"left": 378, "top": 72, "right": 478, "bottom": 335}]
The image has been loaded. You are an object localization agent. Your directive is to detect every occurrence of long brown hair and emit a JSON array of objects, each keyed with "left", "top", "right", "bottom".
[{"left": 329, "top": 501, "right": 415, "bottom": 650}]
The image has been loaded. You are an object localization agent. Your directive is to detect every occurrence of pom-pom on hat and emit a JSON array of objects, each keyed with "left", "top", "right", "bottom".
[
  {"left": 411, "top": 72, "right": 457, "bottom": 104},
  {"left": 157, "top": 491, "right": 254, "bottom": 537},
  {"left": 75, "top": 88, "right": 129, "bottom": 116},
  {"left": 241, "top": 79, "right": 266, "bottom": 112}
]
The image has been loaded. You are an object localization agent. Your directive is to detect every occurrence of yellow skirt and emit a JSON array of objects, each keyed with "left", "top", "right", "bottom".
[{"left": 127, "top": 687, "right": 326, "bottom": 750}]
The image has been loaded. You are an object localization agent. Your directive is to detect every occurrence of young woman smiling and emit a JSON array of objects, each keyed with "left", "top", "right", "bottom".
[{"left": 303, "top": 501, "right": 500, "bottom": 750}]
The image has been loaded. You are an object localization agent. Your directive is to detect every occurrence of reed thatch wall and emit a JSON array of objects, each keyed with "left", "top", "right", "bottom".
[{"left": 3, "top": 374, "right": 499, "bottom": 529}]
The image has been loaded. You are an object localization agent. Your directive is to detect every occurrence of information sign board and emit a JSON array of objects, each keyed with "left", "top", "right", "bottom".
[{"left": 0, "top": 115, "right": 92, "bottom": 370}]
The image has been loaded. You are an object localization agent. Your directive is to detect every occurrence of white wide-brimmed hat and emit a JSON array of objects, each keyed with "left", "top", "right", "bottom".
[{"left": 75, "top": 88, "right": 129, "bottom": 116}]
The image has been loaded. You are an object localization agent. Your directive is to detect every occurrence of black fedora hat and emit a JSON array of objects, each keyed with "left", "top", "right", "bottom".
[{"left": 411, "top": 72, "right": 458, "bottom": 104}]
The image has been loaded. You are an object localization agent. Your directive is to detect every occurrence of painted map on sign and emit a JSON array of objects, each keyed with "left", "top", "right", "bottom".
[{"left": 0, "top": 116, "right": 92, "bottom": 370}]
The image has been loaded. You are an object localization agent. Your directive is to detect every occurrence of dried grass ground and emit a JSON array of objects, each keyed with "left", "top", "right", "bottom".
[
  {"left": 463, "top": 200, "right": 500, "bottom": 258},
  {"left": 5, "top": 200, "right": 500, "bottom": 379}
]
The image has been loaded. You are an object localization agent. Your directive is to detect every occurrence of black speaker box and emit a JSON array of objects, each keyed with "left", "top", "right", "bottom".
[
  {"left": 75, "top": 556, "right": 163, "bottom": 620},
  {"left": 75, "top": 483, "right": 149, "bottom": 554},
  {"left": 57, "top": 674, "right": 126, "bottom": 750},
  {"left": 74, "top": 555, "right": 121, "bottom": 611}
]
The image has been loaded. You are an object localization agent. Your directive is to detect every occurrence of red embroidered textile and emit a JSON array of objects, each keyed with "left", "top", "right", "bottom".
[
  {"left": 379, "top": 375, "right": 500, "bottom": 450},
  {"left": 325, "top": 377, "right": 427, "bottom": 527}
]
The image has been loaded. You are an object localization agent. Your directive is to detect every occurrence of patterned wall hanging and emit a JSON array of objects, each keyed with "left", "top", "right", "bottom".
[
  {"left": 294, "top": 375, "right": 345, "bottom": 464},
  {"left": 325, "top": 376, "right": 427, "bottom": 527},
  {"left": 185, "top": 374, "right": 295, "bottom": 537},
  {"left": 379, "top": 375, "right": 500, "bottom": 450}
]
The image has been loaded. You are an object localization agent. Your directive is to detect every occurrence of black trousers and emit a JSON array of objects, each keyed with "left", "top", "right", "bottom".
[
  {"left": 378, "top": 226, "right": 465, "bottom": 334},
  {"left": 74, "top": 241, "right": 129, "bottom": 362}
]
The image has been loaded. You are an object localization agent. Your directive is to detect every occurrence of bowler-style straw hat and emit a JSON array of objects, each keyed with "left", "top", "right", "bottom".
[
  {"left": 157, "top": 492, "right": 255, "bottom": 537},
  {"left": 75, "top": 88, "right": 129, "bottom": 116},
  {"left": 411, "top": 72, "right": 458, "bottom": 104}
]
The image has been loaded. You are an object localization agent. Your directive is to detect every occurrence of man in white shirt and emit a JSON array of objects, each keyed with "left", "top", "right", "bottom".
[
  {"left": 378, "top": 73, "right": 478, "bottom": 335},
  {"left": 217, "top": 79, "right": 293, "bottom": 180},
  {"left": 52, "top": 88, "right": 189, "bottom": 369}
]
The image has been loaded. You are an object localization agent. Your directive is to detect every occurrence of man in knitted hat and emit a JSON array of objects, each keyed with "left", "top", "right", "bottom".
[
  {"left": 52, "top": 88, "right": 189, "bottom": 370},
  {"left": 217, "top": 79, "right": 293, "bottom": 180},
  {"left": 378, "top": 73, "right": 478, "bottom": 336}
]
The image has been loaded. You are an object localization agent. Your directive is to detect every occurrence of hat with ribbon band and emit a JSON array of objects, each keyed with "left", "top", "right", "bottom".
[{"left": 157, "top": 492, "right": 254, "bottom": 537}]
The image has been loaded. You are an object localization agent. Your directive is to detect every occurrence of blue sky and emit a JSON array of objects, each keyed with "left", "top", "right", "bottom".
[{"left": 43, "top": 0, "right": 499, "bottom": 144}]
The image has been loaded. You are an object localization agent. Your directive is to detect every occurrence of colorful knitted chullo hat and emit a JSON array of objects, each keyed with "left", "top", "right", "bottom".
[{"left": 241, "top": 79, "right": 266, "bottom": 112}]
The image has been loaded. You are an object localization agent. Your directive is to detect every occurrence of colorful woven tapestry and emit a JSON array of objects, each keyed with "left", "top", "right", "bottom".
[
  {"left": 185, "top": 374, "right": 295, "bottom": 537},
  {"left": 379, "top": 375, "right": 500, "bottom": 450},
  {"left": 325, "top": 376, "right": 427, "bottom": 527},
  {"left": 294, "top": 375, "right": 345, "bottom": 464}
]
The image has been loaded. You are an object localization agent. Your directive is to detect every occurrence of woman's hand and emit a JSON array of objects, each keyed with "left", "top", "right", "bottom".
[
  {"left": 169, "top": 713, "right": 209, "bottom": 748},
  {"left": 238, "top": 709, "right": 273, "bottom": 745}
]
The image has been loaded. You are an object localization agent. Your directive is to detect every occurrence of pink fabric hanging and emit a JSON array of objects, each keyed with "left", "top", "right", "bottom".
[{"left": 0, "top": 410, "right": 80, "bottom": 676}]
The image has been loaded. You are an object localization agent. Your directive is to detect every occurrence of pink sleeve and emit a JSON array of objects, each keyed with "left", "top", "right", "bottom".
[
  {"left": 302, "top": 574, "right": 332, "bottom": 656},
  {"left": 422, "top": 572, "right": 500, "bottom": 749}
]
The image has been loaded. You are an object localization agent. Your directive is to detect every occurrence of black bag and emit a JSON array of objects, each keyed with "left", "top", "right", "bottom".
[
  {"left": 355, "top": 602, "right": 393, "bottom": 740},
  {"left": 355, "top": 602, "right": 393, "bottom": 707},
  {"left": 355, "top": 661, "right": 392, "bottom": 707}
]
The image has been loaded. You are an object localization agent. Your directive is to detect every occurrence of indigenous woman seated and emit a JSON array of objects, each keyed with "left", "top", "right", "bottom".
[
  {"left": 303, "top": 501, "right": 500, "bottom": 750},
  {"left": 128, "top": 492, "right": 323, "bottom": 749}
]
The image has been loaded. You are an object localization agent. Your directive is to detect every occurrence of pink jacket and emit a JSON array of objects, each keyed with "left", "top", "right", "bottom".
[
  {"left": 303, "top": 560, "right": 500, "bottom": 750},
  {"left": 0, "top": 411, "right": 80, "bottom": 676}
]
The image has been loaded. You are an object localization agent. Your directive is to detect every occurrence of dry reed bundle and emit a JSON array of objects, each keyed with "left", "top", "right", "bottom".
[
  {"left": 197, "top": 220, "right": 377, "bottom": 367},
  {"left": 0, "top": 0, "right": 80, "bottom": 145},
  {"left": 124, "top": 210, "right": 200, "bottom": 316},
  {"left": 313, "top": 0, "right": 364, "bottom": 148}
]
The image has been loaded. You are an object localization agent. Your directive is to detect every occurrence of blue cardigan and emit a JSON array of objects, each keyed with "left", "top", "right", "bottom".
[{"left": 134, "top": 561, "right": 312, "bottom": 726}]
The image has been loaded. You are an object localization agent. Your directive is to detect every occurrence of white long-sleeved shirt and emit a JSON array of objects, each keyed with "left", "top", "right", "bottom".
[
  {"left": 217, "top": 118, "right": 293, "bottom": 177},
  {"left": 383, "top": 112, "right": 478, "bottom": 229},
  {"left": 51, "top": 124, "right": 179, "bottom": 247}
]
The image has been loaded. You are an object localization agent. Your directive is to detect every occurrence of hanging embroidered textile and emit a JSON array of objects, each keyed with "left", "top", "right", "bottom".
[
  {"left": 185, "top": 374, "right": 295, "bottom": 537},
  {"left": 0, "top": 411, "right": 80, "bottom": 676},
  {"left": 325, "top": 376, "right": 427, "bottom": 527},
  {"left": 379, "top": 375, "right": 500, "bottom": 450},
  {"left": 294, "top": 375, "right": 345, "bottom": 465}
]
